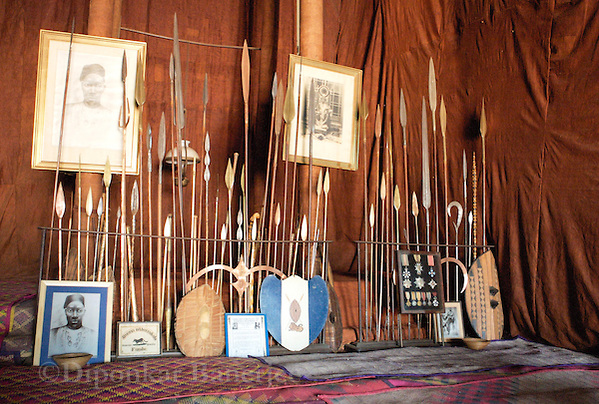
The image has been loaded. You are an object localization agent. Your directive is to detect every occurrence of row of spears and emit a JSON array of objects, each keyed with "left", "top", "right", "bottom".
[
  {"left": 43, "top": 15, "right": 491, "bottom": 350},
  {"left": 354, "top": 58, "right": 490, "bottom": 346},
  {"left": 43, "top": 15, "right": 339, "bottom": 351}
]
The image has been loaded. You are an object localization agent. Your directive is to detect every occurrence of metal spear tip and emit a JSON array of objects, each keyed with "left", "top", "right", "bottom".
[
  {"left": 163, "top": 214, "right": 172, "bottom": 238},
  {"left": 56, "top": 182, "right": 66, "bottom": 219},
  {"left": 121, "top": 51, "right": 127, "bottom": 81},
  {"left": 86, "top": 188, "right": 93, "bottom": 217},
  {"left": 97, "top": 196, "right": 104, "bottom": 216},
  {"left": 103, "top": 157, "right": 111, "bottom": 188},
  {"left": 393, "top": 185, "right": 401, "bottom": 210}
]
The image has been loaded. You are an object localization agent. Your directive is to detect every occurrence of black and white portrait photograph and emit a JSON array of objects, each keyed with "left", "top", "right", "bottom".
[
  {"left": 31, "top": 30, "right": 146, "bottom": 175},
  {"left": 285, "top": 54, "right": 362, "bottom": 171},
  {"left": 47, "top": 292, "right": 100, "bottom": 357},
  {"left": 33, "top": 280, "right": 113, "bottom": 366},
  {"left": 442, "top": 302, "right": 465, "bottom": 340}
]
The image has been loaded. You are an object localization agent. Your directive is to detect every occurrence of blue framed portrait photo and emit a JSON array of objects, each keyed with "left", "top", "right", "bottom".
[{"left": 33, "top": 280, "right": 114, "bottom": 366}]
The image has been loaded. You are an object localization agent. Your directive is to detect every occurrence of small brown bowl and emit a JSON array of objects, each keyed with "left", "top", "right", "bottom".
[
  {"left": 52, "top": 353, "right": 92, "bottom": 371},
  {"left": 463, "top": 337, "right": 491, "bottom": 350}
]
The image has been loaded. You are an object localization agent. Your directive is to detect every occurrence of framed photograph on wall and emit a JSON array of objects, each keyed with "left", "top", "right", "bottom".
[
  {"left": 441, "top": 301, "right": 465, "bottom": 341},
  {"left": 31, "top": 29, "right": 147, "bottom": 175},
  {"left": 284, "top": 54, "right": 362, "bottom": 171},
  {"left": 33, "top": 280, "right": 114, "bottom": 366}
]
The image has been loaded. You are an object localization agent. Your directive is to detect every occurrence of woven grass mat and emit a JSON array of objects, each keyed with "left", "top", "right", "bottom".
[{"left": 262, "top": 337, "right": 599, "bottom": 380}]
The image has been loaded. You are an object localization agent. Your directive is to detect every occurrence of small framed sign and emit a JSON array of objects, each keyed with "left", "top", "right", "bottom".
[
  {"left": 225, "top": 313, "right": 268, "bottom": 357},
  {"left": 117, "top": 322, "right": 161, "bottom": 358}
]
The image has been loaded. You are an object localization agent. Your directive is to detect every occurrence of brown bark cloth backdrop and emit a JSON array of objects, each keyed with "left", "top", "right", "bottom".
[{"left": 1, "top": 0, "right": 598, "bottom": 352}]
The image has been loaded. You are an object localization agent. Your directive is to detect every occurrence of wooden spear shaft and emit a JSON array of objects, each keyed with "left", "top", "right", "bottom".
[
  {"left": 400, "top": 89, "right": 410, "bottom": 245},
  {"left": 147, "top": 124, "right": 154, "bottom": 320}
]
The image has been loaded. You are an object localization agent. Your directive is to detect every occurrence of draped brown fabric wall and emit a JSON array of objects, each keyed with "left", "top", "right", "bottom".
[{"left": 1, "top": 0, "right": 598, "bottom": 352}]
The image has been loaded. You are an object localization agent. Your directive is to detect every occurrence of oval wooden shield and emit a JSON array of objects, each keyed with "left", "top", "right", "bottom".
[
  {"left": 175, "top": 284, "right": 225, "bottom": 357},
  {"left": 464, "top": 250, "right": 504, "bottom": 340}
]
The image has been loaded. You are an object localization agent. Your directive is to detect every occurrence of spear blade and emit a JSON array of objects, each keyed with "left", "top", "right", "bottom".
[
  {"left": 274, "top": 78, "right": 285, "bottom": 136},
  {"left": 131, "top": 180, "right": 139, "bottom": 217},
  {"left": 283, "top": 81, "right": 295, "bottom": 124},
  {"left": 421, "top": 97, "right": 431, "bottom": 210},
  {"left": 375, "top": 104, "right": 382, "bottom": 138},
  {"left": 103, "top": 157, "right": 112, "bottom": 188},
  {"left": 480, "top": 97, "right": 487, "bottom": 139},
  {"left": 203, "top": 73, "right": 209, "bottom": 107},
  {"left": 158, "top": 112, "right": 166, "bottom": 163},
  {"left": 428, "top": 58, "right": 437, "bottom": 133},
  {"left": 242, "top": 39, "right": 250, "bottom": 106},
  {"left": 173, "top": 13, "right": 185, "bottom": 129},
  {"left": 399, "top": 88, "right": 407, "bottom": 135}
]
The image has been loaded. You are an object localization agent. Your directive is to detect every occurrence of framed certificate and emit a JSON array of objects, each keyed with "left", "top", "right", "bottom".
[
  {"left": 117, "top": 321, "right": 162, "bottom": 358},
  {"left": 225, "top": 313, "right": 268, "bottom": 357}
]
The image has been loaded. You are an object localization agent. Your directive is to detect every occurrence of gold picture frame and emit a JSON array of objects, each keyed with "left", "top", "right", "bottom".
[
  {"left": 31, "top": 29, "right": 147, "bottom": 175},
  {"left": 284, "top": 54, "right": 362, "bottom": 171}
]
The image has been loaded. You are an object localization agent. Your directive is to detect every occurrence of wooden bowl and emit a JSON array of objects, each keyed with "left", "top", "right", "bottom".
[
  {"left": 52, "top": 353, "right": 92, "bottom": 371},
  {"left": 463, "top": 337, "right": 491, "bottom": 350}
]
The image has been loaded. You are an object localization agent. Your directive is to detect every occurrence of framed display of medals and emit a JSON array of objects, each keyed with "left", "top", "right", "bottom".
[{"left": 397, "top": 250, "right": 445, "bottom": 314}]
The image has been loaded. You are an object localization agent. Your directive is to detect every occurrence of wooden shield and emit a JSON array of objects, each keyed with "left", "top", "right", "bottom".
[
  {"left": 464, "top": 250, "right": 504, "bottom": 340},
  {"left": 175, "top": 284, "right": 225, "bottom": 357}
]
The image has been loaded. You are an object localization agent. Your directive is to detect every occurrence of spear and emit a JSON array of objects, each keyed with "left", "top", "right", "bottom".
[
  {"left": 77, "top": 157, "right": 82, "bottom": 281},
  {"left": 85, "top": 188, "right": 93, "bottom": 281},
  {"left": 428, "top": 58, "right": 440, "bottom": 250},
  {"left": 312, "top": 168, "right": 323, "bottom": 246},
  {"left": 399, "top": 90, "right": 410, "bottom": 247},
  {"left": 393, "top": 185, "right": 401, "bottom": 250},
  {"left": 467, "top": 211, "right": 473, "bottom": 267},
  {"left": 480, "top": 98, "right": 487, "bottom": 248},
  {"left": 190, "top": 158, "right": 198, "bottom": 282},
  {"left": 281, "top": 82, "right": 295, "bottom": 268},
  {"left": 360, "top": 93, "right": 370, "bottom": 249},
  {"left": 119, "top": 51, "right": 131, "bottom": 323},
  {"left": 172, "top": 14, "right": 188, "bottom": 291},
  {"left": 448, "top": 201, "right": 463, "bottom": 301},
  {"left": 127, "top": 226, "right": 139, "bottom": 322},
  {"left": 322, "top": 169, "right": 331, "bottom": 277},
  {"left": 111, "top": 207, "right": 121, "bottom": 277},
  {"left": 163, "top": 215, "right": 173, "bottom": 350},
  {"left": 204, "top": 133, "right": 211, "bottom": 267},
  {"left": 472, "top": 152, "right": 478, "bottom": 261},
  {"left": 103, "top": 158, "right": 111, "bottom": 283},
  {"left": 260, "top": 74, "right": 277, "bottom": 263},
  {"left": 93, "top": 197, "right": 103, "bottom": 281},
  {"left": 135, "top": 53, "right": 146, "bottom": 321},
  {"left": 377, "top": 173, "right": 386, "bottom": 340},
  {"left": 368, "top": 203, "right": 375, "bottom": 338},
  {"left": 147, "top": 124, "right": 154, "bottom": 320},
  {"left": 241, "top": 39, "right": 250, "bottom": 262},
  {"left": 47, "top": 20, "right": 75, "bottom": 279},
  {"left": 156, "top": 112, "right": 166, "bottom": 321},
  {"left": 273, "top": 203, "right": 281, "bottom": 269},
  {"left": 217, "top": 223, "right": 227, "bottom": 295},
  {"left": 412, "top": 192, "right": 420, "bottom": 247},
  {"left": 440, "top": 96, "right": 449, "bottom": 258},
  {"left": 131, "top": 180, "right": 140, "bottom": 319},
  {"left": 56, "top": 182, "right": 66, "bottom": 281},
  {"left": 421, "top": 97, "right": 431, "bottom": 251},
  {"left": 300, "top": 215, "right": 308, "bottom": 279},
  {"left": 463, "top": 150, "right": 468, "bottom": 263},
  {"left": 267, "top": 78, "right": 285, "bottom": 265}
]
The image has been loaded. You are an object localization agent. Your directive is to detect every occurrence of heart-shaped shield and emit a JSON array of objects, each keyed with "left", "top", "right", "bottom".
[{"left": 260, "top": 275, "right": 329, "bottom": 351}]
